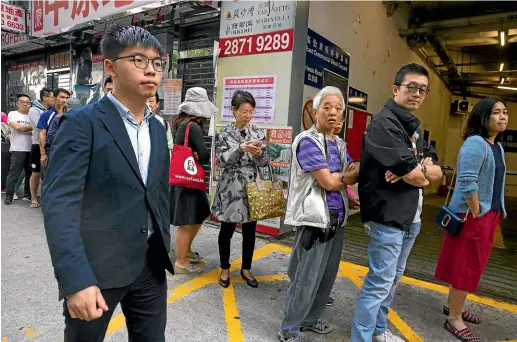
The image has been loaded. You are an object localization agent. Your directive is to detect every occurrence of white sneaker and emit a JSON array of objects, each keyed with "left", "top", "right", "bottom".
[
  {"left": 13, "top": 193, "right": 19, "bottom": 200},
  {"left": 372, "top": 330, "right": 405, "bottom": 342}
]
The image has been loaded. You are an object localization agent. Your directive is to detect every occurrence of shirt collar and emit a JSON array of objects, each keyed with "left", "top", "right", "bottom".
[{"left": 107, "top": 92, "right": 152, "bottom": 125}]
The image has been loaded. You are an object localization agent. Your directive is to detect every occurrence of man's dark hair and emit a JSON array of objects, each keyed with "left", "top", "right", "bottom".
[
  {"left": 103, "top": 76, "right": 113, "bottom": 88},
  {"left": 54, "top": 88, "right": 71, "bottom": 97},
  {"left": 40, "top": 88, "right": 53, "bottom": 101},
  {"left": 155, "top": 93, "right": 160, "bottom": 103},
  {"left": 17, "top": 94, "right": 31, "bottom": 100},
  {"left": 231, "top": 90, "right": 256, "bottom": 109},
  {"left": 463, "top": 97, "right": 504, "bottom": 141},
  {"left": 101, "top": 25, "right": 164, "bottom": 59},
  {"left": 393, "top": 63, "right": 429, "bottom": 86}
]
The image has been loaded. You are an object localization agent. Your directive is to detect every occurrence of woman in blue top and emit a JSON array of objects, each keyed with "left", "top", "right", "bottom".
[{"left": 435, "top": 98, "right": 508, "bottom": 342}]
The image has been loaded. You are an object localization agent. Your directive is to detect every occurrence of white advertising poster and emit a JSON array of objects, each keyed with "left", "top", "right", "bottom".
[
  {"left": 222, "top": 75, "right": 276, "bottom": 124},
  {"left": 163, "top": 79, "right": 183, "bottom": 115},
  {"left": 31, "top": 0, "right": 153, "bottom": 37},
  {"left": 220, "top": 1, "right": 295, "bottom": 38},
  {"left": 91, "top": 54, "right": 107, "bottom": 85},
  {"left": 1, "top": 3, "right": 26, "bottom": 33}
]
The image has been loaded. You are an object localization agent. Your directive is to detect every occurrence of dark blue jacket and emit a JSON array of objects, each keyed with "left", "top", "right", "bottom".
[{"left": 42, "top": 96, "right": 173, "bottom": 300}]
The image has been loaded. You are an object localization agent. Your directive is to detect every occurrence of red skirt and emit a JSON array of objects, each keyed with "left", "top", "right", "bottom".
[{"left": 434, "top": 211, "right": 501, "bottom": 293}]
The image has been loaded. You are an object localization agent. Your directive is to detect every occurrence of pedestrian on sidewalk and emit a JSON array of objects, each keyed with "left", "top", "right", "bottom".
[
  {"left": 434, "top": 98, "right": 508, "bottom": 342},
  {"left": 351, "top": 64, "right": 443, "bottom": 342},
  {"left": 278, "top": 86, "right": 359, "bottom": 342},
  {"left": 1, "top": 111, "right": 10, "bottom": 192},
  {"left": 42, "top": 25, "right": 173, "bottom": 342},
  {"left": 27, "top": 88, "right": 55, "bottom": 208},
  {"left": 45, "top": 97, "right": 82, "bottom": 155},
  {"left": 212, "top": 90, "right": 269, "bottom": 289},
  {"left": 169, "top": 87, "right": 215, "bottom": 274},
  {"left": 147, "top": 93, "right": 173, "bottom": 152},
  {"left": 4, "top": 94, "right": 33, "bottom": 205}
]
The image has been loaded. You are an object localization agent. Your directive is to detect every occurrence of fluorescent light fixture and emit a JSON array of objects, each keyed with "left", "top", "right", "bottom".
[
  {"left": 349, "top": 97, "right": 366, "bottom": 103},
  {"left": 500, "top": 63, "right": 504, "bottom": 72},
  {"left": 500, "top": 30, "right": 505, "bottom": 46},
  {"left": 501, "top": 77, "right": 506, "bottom": 84},
  {"left": 497, "top": 86, "right": 517, "bottom": 91}
]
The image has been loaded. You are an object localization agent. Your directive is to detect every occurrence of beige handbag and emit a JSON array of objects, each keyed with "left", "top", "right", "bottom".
[{"left": 246, "top": 162, "right": 286, "bottom": 221}]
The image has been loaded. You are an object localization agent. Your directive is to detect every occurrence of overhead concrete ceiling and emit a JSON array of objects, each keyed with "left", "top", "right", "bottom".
[{"left": 390, "top": 1, "right": 517, "bottom": 101}]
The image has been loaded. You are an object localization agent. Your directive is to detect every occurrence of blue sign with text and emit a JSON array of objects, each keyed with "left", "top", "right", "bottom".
[
  {"left": 304, "top": 29, "right": 350, "bottom": 88},
  {"left": 348, "top": 86, "right": 368, "bottom": 111}
]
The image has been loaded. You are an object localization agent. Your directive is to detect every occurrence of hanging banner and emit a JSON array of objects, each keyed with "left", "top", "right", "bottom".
[
  {"left": 221, "top": 75, "right": 276, "bottom": 124},
  {"left": 163, "top": 79, "right": 182, "bottom": 115},
  {"left": 31, "top": 0, "right": 154, "bottom": 37},
  {"left": 74, "top": 84, "right": 102, "bottom": 106},
  {"left": 1, "top": 3, "right": 27, "bottom": 33},
  {"left": 91, "top": 54, "right": 107, "bottom": 85}
]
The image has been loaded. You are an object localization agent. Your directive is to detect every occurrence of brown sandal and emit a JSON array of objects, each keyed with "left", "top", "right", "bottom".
[
  {"left": 444, "top": 320, "right": 480, "bottom": 342},
  {"left": 30, "top": 202, "right": 41, "bottom": 208},
  {"left": 443, "top": 305, "right": 481, "bottom": 324}
]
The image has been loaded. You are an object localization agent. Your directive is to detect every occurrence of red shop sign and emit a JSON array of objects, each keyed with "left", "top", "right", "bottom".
[
  {"left": 1, "top": 3, "right": 26, "bottom": 34},
  {"left": 219, "top": 29, "right": 294, "bottom": 58}
]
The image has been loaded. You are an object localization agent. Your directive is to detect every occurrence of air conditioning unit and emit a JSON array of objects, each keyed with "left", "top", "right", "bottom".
[{"left": 450, "top": 99, "right": 471, "bottom": 115}]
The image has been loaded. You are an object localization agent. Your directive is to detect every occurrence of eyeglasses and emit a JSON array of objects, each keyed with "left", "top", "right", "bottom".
[
  {"left": 237, "top": 109, "right": 255, "bottom": 116},
  {"left": 110, "top": 53, "right": 167, "bottom": 72},
  {"left": 18, "top": 100, "right": 31, "bottom": 105},
  {"left": 400, "top": 83, "right": 430, "bottom": 95}
]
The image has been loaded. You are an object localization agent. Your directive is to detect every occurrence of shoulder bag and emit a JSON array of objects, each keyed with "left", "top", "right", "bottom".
[
  {"left": 435, "top": 141, "right": 487, "bottom": 235},
  {"left": 169, "top": 122, "right": 206, "bottom": 191}
]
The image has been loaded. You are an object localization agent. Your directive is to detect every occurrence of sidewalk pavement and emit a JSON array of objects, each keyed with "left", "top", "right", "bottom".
[{"left": 1, "top": 199, "right": 516, "bottom": 341}]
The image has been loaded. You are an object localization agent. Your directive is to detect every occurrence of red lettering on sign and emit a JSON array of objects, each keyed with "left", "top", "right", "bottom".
[
  {"left": 15, "top": 8, "right": 23, "bottom": 17},
  {"left": 114, "top": 0, "right": 133, "bottom": 8},
  {"left": 219, "top": 29, "right": 295, "bottom": 58},
  {"left": 8, "top": 7, "right": 14, "bottom": 15},
  {"left": 45, "top": 0, "right": 69, "bottom": 27},
  {"left": 13, "top": 17, "right": 18, "bottom": 22}
]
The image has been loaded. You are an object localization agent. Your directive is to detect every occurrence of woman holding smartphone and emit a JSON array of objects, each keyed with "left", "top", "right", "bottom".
[{"left": 212, "top": 90, "right": 269, "bottom": 288}]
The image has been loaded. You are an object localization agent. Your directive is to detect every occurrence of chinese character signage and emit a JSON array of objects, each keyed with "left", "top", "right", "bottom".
[
  {"left": 31, "top": 0, "right": 153, "bottom": 37},
  {"left": 348, "top": 86, "right": 368, "bottom": 111},
  {"left": 304, "top": 29, "right": 350, "bottom": 89},
  {"left": 219, "top": 29, "right": 294, "bottom": 58},
  {"left": 1, "top": 3, "right": 26, "bottom": 33},
  {"left": 221, "top": 76, "right": 277, "bottom": 124},
  {"left": 499, "top": 130, "right": 517, "bottom": 153},
  {"left": 163, "top": 79, "right": 182, "bottom": 115},
  {"left": 220, "top": 1, "right": 295, "bottom": 38}
]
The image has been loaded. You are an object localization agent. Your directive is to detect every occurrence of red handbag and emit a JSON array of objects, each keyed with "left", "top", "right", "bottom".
[{"left": 169, "top": 122, "right": 206, "bottom": 191}]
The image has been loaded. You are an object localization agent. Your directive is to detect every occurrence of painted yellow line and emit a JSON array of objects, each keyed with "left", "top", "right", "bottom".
[
  {"left": 231, "top": 274, "right": 289, "bottom": 284},
  {"left": 222, "top": 284, "right": 245, "bottom": 342},
  {"left": 23, "top": 326, "right": 36, "bottom": 339},
  {"left": 106, "top": 243, "right": 285, "bottom": 336},
  {"left": 400, "top": 276, "right": 517, "bottom": 314}
]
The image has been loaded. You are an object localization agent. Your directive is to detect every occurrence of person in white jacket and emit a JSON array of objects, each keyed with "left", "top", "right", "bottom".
[{"left": 147, "top": 93, "right": 173, "bottom": 153}]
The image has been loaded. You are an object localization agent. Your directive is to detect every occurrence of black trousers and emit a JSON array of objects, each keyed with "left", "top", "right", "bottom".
[
  {"left": 1, "top": 143, "right": 10, "bottom": 189},
  {"left": 5, "top": 151, "right": 30, "bottom": 195},
  {"left": 63, "top": 255, "right": 167, "bottom": 342},
  {"left": 218, "top": 221, "right": 257, "bottom": 270}
]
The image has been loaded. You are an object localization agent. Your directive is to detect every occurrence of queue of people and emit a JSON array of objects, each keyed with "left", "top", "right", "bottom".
[{"left": 2, "top": 24, "right": 506, "bottom": 342}]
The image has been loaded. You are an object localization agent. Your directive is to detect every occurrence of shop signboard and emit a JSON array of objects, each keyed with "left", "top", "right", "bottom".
[
  {"left": 500, "top": 130, "right": 517, "bottom": 153},
  {"left": 163, "top": 79, "right": 182, "bottom": 116},
  {"left": 348, "top": 86, "right": 368, "bottom": 111},
  {"left": 1, "top": 31, "right": 29, "bottom": 48},
  {"left": 1, "top": 3, "right": 26, "bottom": 33},
  {"left": 221, "top": 75, "right": 276, "bottom": 123},
  {"left": 31, "top": 0, "right": 154, "bottom": 37},
  {"left": 304, "top": 29, "right": 350, "bottom": 89},
  {"left": 219, "top": 0, "right": 295, "bottom": 58}
]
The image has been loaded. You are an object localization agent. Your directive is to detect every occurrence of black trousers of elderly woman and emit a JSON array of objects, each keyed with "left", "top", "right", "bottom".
[{"left": 219, "top": 221, "right": 257, "bottom": 270}]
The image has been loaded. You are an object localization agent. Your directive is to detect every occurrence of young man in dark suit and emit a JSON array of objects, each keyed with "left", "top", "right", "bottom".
[{"left": 42, "top": 25, "right": 174, "bottom": 341}]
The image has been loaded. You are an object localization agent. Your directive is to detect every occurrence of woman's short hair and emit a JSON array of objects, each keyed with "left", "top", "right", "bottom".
[
  {"left": 231, "top": 90, "right": 256, "bottom": 109},
  {"left": 463, "top": 97, "right": 504, "bottom": 141},
  {"left": 313, "top": 86, "right": 344, "bottom": 111}
]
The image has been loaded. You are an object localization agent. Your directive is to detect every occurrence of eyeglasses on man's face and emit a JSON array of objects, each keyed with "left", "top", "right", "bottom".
[
  {"left": 18, "top": 100, "right": 31, "bottom": 105},
  {"left": 110, "top": 53, "right": 167, "bottom": 72},
  {"left": 400, "top": 83, "right": 430, "bottom": 96},
  {"left": 237, "top": 109, "right": 255, "bottom": 116}
]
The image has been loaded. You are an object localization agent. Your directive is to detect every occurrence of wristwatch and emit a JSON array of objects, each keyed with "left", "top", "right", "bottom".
[
  {"left": 420, "top": 163, "right": 428, "bottom": 174},
  {"left": 339, "top": 174, "right": 346, "bottom": 184}
]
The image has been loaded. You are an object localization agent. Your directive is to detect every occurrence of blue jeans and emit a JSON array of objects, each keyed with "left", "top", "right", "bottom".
[{"left": 351, "top": 221, "right": 421, "bottom": 341}]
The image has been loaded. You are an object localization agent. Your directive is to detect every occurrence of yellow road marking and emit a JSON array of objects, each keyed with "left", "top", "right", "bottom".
[
  {"left": 222, "top": 284, "right": 245, "bottom": 342},
  {"left": 23, "top": 326, "right": 36, "bottom": 339}
]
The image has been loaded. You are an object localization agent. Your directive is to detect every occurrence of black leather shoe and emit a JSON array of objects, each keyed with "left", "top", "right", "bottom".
[
  {"left": 219, "top": 271, "right": 230, "bottom": 288},
  {"left": 241, "top": 269, "right": 258, "bottom": 288}
]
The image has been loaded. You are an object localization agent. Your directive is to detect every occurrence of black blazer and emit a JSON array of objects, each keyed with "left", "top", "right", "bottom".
[{"left": 42, "top": 96, "right": 173, "bottom": 300}]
